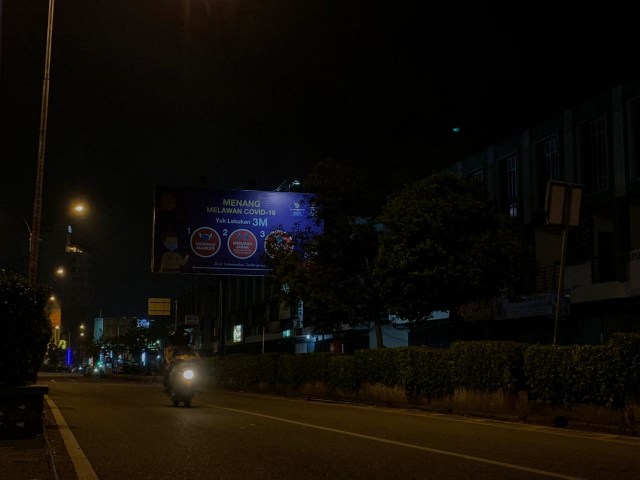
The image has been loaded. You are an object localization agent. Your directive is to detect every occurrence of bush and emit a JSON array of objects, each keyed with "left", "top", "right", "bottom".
[
  {"left": 524, "top": 344, "right": 626, "bottom": 408},
  {"left": 0, "top": 269, "right": 52, "bottom": 386},
  {"left": 449, "top": 341, "right": 528, "bottom": 393},
  {"left": 608, "top": 332, "right": 640, "bottom": 401}
]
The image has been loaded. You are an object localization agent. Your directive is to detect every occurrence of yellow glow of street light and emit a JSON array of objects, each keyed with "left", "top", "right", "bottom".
[
  {"left": 70, "top": 201, "right": 88, "bottom": 217},
  {"left": 55, "top": 266, "right": 65, "bottom": 276}
]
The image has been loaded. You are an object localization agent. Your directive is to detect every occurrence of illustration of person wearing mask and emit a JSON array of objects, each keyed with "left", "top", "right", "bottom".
[{"left": 160, "top": 232, "right": 189, "bottom": 272}]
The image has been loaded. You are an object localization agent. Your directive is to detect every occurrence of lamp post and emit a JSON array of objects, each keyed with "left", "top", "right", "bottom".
[{"left": 28, "top": 0, "right": 56, "bottom": 285}]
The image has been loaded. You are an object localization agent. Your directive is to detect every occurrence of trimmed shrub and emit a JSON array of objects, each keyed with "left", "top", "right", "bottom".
[
  {"left": 0, "top": 270, "right": 52, "bottom": 386},
  {"left": 608, "top": 332, "right": 640, "bottom": 401},
  {"left": 524, "top": 344, "right": 625, "bottom": 408},
  {"left": 354, "top": 348, "right": 404, "bottom": 388},
  {"left": 449, "top": 341, "right": 528, "bottom": 393},
  {"left": 406, "top": 346, "right": 453, "bottom": 400},
  {"left": 326, "top": 354, "right": 358, "bottom": 392}
]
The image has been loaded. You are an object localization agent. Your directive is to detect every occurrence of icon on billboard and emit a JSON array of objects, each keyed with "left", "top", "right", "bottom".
[
  {"left": 190, "top": 227, "right": 221, "bottom": 258},
  {"left": 228, "top": 229, "right": 258, "bottom": 259}
]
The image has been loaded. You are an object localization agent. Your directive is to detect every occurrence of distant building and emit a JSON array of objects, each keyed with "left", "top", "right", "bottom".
[{"left": 39, "top": 222, "right": 97, "bottom": 355}]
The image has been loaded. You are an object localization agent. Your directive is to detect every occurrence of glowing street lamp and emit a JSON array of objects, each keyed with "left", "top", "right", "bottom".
[{"left": 69, "top": 199, "right": 88, "bottom": 217}]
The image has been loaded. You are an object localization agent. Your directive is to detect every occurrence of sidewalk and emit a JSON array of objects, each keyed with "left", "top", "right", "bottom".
[
  {"left": 0, "top": 433, "right": 55, "bottom": 480},
  {"left": 0, "top": 394, "right": 75, "bottom": 480}
]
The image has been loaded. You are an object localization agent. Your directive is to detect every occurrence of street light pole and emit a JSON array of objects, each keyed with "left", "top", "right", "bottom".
[{"left": 28, "top": 0, "right": 55, "bottom": 285}]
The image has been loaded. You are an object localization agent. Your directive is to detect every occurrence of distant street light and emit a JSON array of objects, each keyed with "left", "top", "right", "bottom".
[
  {"left": 275, "top": 179, "right": 301, "bottom": 192},
  {"left": 63, "top": 199, "right": 90, "bottom": 252},
  {"left": 28, "top": 0, "right": 56, "bottom": 285}
]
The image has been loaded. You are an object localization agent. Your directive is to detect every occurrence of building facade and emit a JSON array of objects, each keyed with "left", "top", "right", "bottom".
[
  {"left": 40, "top": 222, "right": 97, "bottom": 355},
  {"left": 448, "top": 78, "right": 640, "bottom": 344}
]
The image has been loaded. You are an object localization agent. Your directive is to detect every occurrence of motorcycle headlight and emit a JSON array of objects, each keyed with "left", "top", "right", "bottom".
[{"left": 182, "top": 369, "right": 194, "bottom": 380}]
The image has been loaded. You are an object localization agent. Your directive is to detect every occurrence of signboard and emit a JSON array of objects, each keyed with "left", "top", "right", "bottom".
[
  {"left": 152, "top": 186, "right": 320, "bottom": 276},
  {"left": 545, "top": 181, "right": 583, "bottom": 226},
  {"left": 148, "top": 298, "right": 172, "bottom": 316},
  {"left": 185, "top": 315, "right": 200, "bottom": 326}
]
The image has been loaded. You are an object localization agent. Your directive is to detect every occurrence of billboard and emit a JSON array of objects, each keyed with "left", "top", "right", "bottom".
[{"left": 151, "top": 186, "right": 319, "bottom": 276}]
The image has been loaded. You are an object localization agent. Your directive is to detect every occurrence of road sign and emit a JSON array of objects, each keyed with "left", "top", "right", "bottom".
[{"left": 148, "top": 298, "right": 171, "bottom": 316}]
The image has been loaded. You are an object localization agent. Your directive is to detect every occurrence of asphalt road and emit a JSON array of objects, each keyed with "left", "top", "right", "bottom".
[{"left": 40, "top": 374, "right": 640, "bottom": 480}]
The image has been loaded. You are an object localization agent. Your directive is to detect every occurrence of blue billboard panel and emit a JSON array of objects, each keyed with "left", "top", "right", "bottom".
[{"left": 152, "top": 187, "right": 319, "bottom": 276}]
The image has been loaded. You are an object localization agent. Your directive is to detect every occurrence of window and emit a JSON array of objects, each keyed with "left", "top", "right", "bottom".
[
  {"left": 503, "top": 154, "right": 519, "bottom": 217},
  {"left": 542, "top": 135, "right": 561, "bottom": 180},
  {"left": 628, "top": 98, "right": 640, "bottom": 181},
  {"left": 588, "top": 117, "right": 609, "bottom": 192},
  {"left": 535, "top": 135, "right": 562, "bottom": 210}
]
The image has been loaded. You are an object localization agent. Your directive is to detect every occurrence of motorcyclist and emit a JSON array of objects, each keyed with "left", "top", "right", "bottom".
[{"left": 163, "top": 330, "right": 199, "bottom": 392}]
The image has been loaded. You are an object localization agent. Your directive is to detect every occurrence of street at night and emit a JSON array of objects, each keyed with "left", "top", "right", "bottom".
[
  {"left": 39, "top": 373, "right": 640, "bottom": 480},
  {"left": 3, "top": 4, "right": 640, "bottom": 480}
]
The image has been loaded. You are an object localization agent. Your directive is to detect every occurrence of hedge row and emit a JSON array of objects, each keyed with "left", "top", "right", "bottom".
[{"left": 206, "top": 332, "right": 640, "bottom": 409}]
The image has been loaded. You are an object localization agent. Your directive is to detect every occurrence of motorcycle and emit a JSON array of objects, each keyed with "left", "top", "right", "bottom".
[{"left": 165, "top": 360, "right": 200, "bottom": 407}]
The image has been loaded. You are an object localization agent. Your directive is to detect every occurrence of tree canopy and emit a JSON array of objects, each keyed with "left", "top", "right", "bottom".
[
  {"left": 267, "top": 163, "right": 520, "bottom": 347},
  {"left": 372, "top": 171, "right": 517, "bottom": 322},
  {"left": 267, "top": 158, "right": 387, "bottom": 339}
]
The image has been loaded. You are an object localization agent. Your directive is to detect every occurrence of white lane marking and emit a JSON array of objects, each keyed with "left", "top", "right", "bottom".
[
  {"left": 45, "top": 395, "right": 100, "bottom": 480},
  {"left": 230, "top": 390, "right": 640, "bottom": 446},
  {"left": 210, "top": 404, "right": 586, "bottom": 480}
]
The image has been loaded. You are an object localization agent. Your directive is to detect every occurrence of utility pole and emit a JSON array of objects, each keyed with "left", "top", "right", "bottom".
[{"left": 29, "top": 0, "right": 56, "bottom": 284}]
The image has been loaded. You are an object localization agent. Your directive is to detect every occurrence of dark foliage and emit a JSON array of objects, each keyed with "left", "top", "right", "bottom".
[{"left": 0, "top": 270, "right": 52, "bottom": 386}]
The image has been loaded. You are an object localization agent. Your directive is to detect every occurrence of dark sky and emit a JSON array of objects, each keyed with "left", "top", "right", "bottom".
[{"left": 1, "top": 1, "right": 637, "bottom": 317}]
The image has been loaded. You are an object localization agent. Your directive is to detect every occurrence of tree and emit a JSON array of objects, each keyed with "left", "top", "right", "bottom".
[
  {"left": 45, "top": 343, "right": 65, "bottom": 369},
  {"left": 82, "top": 339, "right": 104, "bottom": 364},
  {"left": 119, "top": 321, "right": 168, "bottom": 371},
  {"left": 266, "top": 158, "right": 390, "bottom": 347},
  {"left": 121, "top": 325, "right": 151, "bottom": 368},
  {"left": 0, "top": 269, "right": 52, "bottom": 386},
  {"left": 373, "top": 171, "right": 517, "bottom": 326}
]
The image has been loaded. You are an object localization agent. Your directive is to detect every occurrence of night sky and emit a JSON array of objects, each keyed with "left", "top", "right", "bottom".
[{"left": 1, "top": 1, "right": 637, "bottom": 317}]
